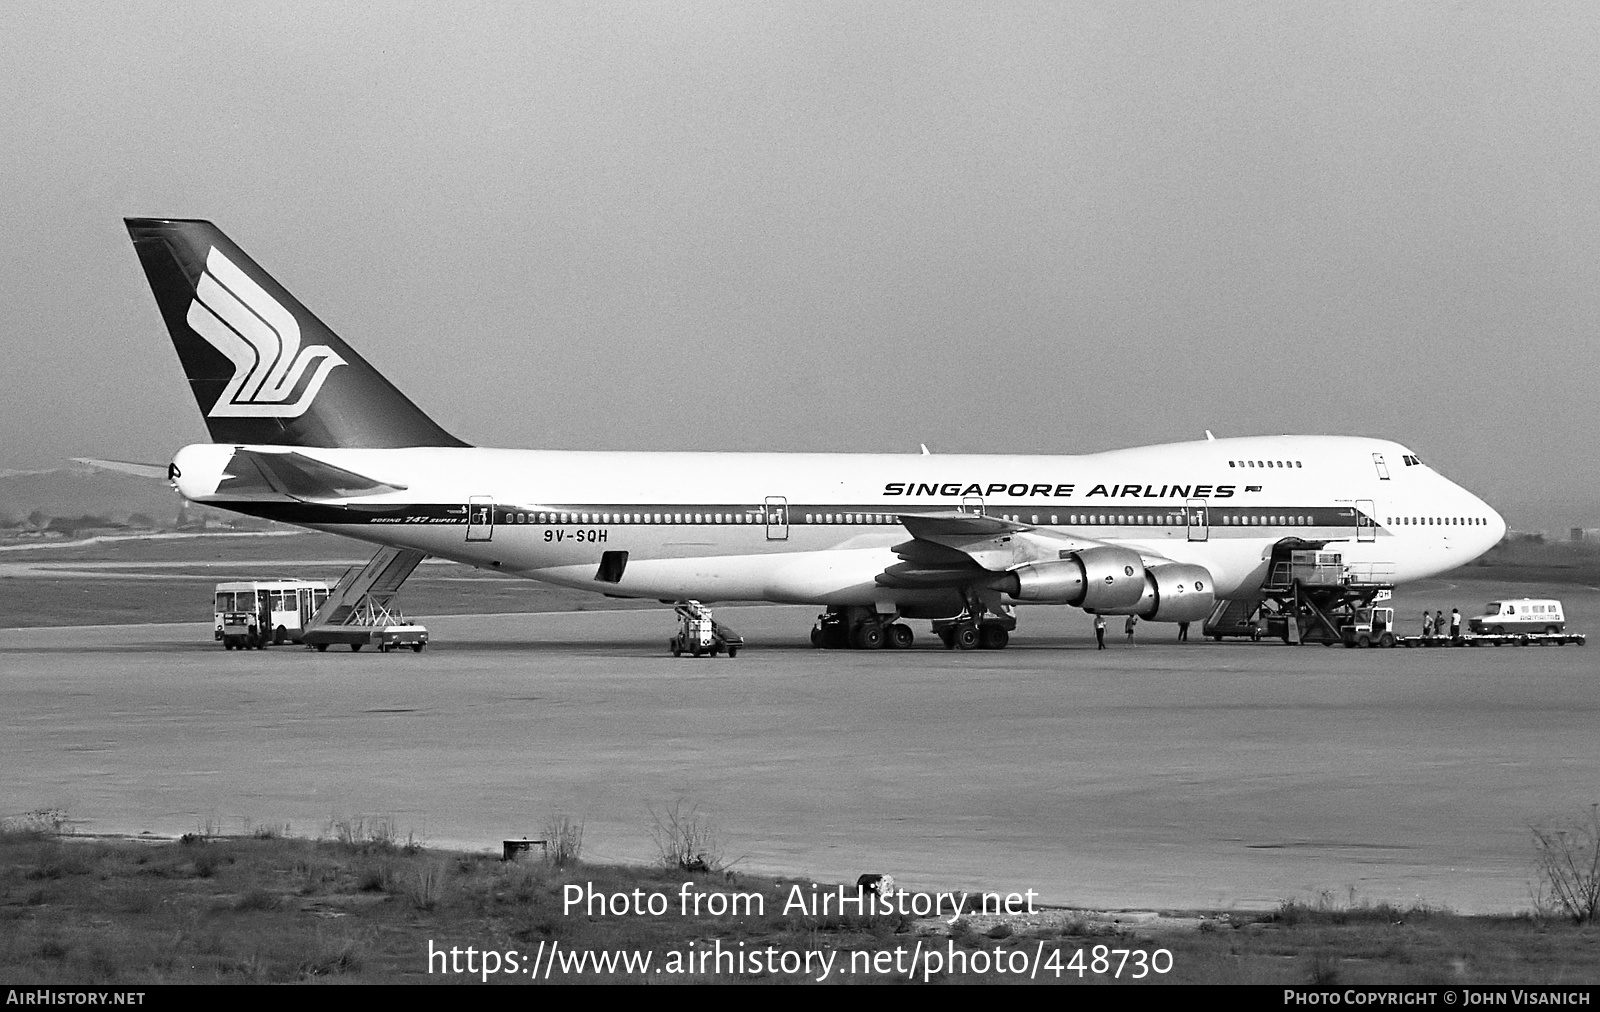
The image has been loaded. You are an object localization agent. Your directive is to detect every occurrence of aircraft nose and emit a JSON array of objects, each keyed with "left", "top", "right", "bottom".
[{"left": 1481, "top": 498, "right": 1507, "bottom": 547}]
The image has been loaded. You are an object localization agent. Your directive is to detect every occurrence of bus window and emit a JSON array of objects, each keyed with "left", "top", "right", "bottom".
[{"left": 215, "top": 593, "right": 234, "bottom": 612}]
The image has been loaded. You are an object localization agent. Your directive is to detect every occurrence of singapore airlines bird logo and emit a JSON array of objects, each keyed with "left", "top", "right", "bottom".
[{"left": 185, "top": 247, "right": 345, "bottom": 417}]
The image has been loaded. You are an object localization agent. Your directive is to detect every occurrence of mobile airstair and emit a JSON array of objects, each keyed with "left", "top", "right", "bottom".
[{"left": 302, "top": 547, "right": 429, "bottom": 652}]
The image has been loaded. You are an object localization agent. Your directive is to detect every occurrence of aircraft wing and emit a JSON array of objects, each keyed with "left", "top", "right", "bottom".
[{"left": 877, "top": 510, "right": 1171, "bottom": 590}]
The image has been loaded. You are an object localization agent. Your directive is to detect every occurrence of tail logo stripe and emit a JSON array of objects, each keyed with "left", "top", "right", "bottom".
[{"left": 189, "top": 247, "right": 345, "bottom": 418}]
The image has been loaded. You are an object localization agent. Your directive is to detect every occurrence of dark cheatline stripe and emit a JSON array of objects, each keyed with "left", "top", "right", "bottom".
[{"left": 211, "top": 501, "right": 1406, "bottom": 532}]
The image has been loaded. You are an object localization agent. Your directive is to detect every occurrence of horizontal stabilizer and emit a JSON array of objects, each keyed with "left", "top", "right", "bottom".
[
  {"left": 215, "top": 449, "right": 406, "bottom": 501},
  {"left": 71, "top": 457, "right": 168, "bottom": 479}
]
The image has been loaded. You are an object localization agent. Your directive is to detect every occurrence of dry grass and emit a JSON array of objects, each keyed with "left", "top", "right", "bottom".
[
  {"left": 2, "top": 829, "right": 1596, "bottom": 984},
  {"left": 543, "top": 815, "right": 584, "bottom": 869},
  {"left": 1532, "top": 804, "right": 1600, "bottom": 925},
  {"left": 648, "top": 800, "right": 726, "bottom": 873}
]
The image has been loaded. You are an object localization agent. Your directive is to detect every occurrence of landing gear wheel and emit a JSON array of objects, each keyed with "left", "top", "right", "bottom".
[
  {"left": 953, "top": 624, "right": 979, "bottom": 651},
  {"left": 886, "top": 624, "right": 913, "bottom": 650},
  {"left": 978, "top": 624, "right": 1009, "bottom": 650},
  {"left": 853, "top": 623, "right": 885, "bottom": 650}
]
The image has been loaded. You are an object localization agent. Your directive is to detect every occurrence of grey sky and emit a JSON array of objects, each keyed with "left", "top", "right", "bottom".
[{"left": 2, "top": 2, "right": 1596, "bottom": 528}]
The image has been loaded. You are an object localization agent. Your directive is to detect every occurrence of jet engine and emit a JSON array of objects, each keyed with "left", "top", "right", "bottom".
[
  {"left": 1000, "top": 546, "right": 1147, "bottom": 611},
  {"left": 1127, "top": 563, "right": 1215, "bottom": 623}
]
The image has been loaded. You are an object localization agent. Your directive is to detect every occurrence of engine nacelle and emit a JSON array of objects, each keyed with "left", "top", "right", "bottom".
[
  {"left": 1129, "top": 563, "right": 1216, "bottom": 623},
  {"left": 1002, "top": 546, "right": 1146, "bottom": 611}
]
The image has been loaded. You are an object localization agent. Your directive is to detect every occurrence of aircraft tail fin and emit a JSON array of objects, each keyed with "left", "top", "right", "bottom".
[{"left": 125, "top": 218, "right": 467, "bottom": 448}]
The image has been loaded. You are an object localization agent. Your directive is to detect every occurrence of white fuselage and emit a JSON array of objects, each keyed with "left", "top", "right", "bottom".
[{"left": 171, "top": 434, "right": 1505, "bottom": 615}]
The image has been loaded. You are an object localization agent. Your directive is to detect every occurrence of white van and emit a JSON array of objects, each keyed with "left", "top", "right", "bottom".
[{"left": 1467, "top": 599, "right": 1565, "bottom": 636}]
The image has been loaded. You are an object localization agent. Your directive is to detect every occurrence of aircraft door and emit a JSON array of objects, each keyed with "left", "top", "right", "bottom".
[
  {"left": 467, "top": 496, "right": 495, "bottom": 542},
  {"left": 961, "top": 495, "right": 986, "bottom": 516},
  {"left": 765, "top": 496, "right": 788, "bottom": 540},
  {"left": 1356, "top": 499, "right": 1376, "bottom": 543},
  {"left": 1186, "top": 499, "right": 1208, "bottom": 542}
]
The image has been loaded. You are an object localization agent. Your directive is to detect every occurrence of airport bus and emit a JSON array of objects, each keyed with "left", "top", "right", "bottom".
[{"left": 213, "top": 580, "right": 332, "bottom": 648}]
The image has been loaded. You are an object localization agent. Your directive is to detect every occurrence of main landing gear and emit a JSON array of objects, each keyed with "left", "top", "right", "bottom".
[
  {"left": 810, "top": 607, "right": 915, "bottom": 650},
  {"left": 931, "top": 611, "right": 1016, "bottom": 650},
  {"left": 808, "top": 605, "right": 1018, "bottom": 650}
]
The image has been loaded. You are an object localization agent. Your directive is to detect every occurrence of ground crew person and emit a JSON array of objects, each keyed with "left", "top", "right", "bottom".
[
  {"left": 1422, "top": 610, "right": 1434, "bottom": 639},
  {"left": 1435, "top": 610, "right": 1446, "bottom": 641},
  {"left": 1094, "top": 614, "right": 1106, "bottom": 650},
  {"left": 1178, "top": 620, "right": 1190, "bottom": 642},
  {"left": 1125, "top": 614, "right": 1137, "bottom": 643},
  {"left": 1449, "top": 607, "right": 1461, "bottom": 640}
]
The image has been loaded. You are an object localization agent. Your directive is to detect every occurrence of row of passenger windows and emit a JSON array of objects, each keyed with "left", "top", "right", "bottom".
[
  {"left": 1386, "top": 516, "right": 1487, "bottom": 527},
  {"left": 1229, "top": 460, "right": 1302, "bottom": 468},
  {"left": 1070, "top": 514, "right": 1315, "bottom": 526},
  {"left": 803, "top": 514, "right": 897, "bottom": 524},
  {"left": 505, "top": 511, "right": 770, "bottom": 525}
]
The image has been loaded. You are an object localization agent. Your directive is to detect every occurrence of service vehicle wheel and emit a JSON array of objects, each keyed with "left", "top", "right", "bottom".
[
  {"left": 1491, "top": 625, "right": 1505, "bottom": 635},
  {"left": 727, "top": 646, "right": 738, "bottom": 658},
  {"left": 378, "top": 643, "right": 390, "bottom": 653},
  {"left": 315, "top": 643, "right": 328, "bottom": 652},
  {"left": 275, "top": 625, "right": 288, "bottom": 645},
  {"left": 671, "top": 639, "right": 682, "bottom": 657},
  {"left": 938, "top": 628, "right": 955, "bottom": 649},
  {"left": 691, "top": 644, "right": 702, "bottom": 657},
  {"left": 979, "top": 625, "right": 1009, "bottom": 650},
  {"left": 412, "top": 643, "right": 424, "bottom": 653},
  {"left": 1379, "top": 633, "right": 1395, "bottom": 648},
  {"left": 810, "top": 625, "right": 823, "bottom": 648},
  {"left": 953, "top": 625, "right": 979, "bottom": 650},
  {"left": 351, "top": 643, "right": 362, "bottom": 652},
  {"left": 1357, "top": 635, "right": 1371, "bottom": 648}
]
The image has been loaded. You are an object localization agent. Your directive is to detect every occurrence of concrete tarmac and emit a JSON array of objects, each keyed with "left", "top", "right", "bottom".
[{"left": 4, "top": 581, "right": 1597, "bottom": 913}]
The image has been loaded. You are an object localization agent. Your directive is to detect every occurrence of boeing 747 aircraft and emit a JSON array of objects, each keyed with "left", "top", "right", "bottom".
[{"left": 125, "top": 218, "right": 1506, "bottom": 649}]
